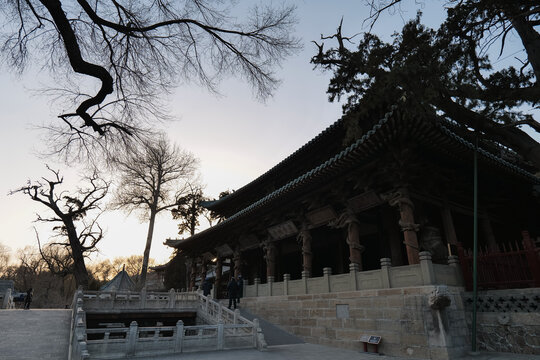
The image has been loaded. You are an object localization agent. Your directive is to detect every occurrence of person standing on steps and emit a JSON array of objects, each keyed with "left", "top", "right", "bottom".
[
  {"left": 236, "top": 275, "right": 244, "bottom": 304},
  {"left": 202, "top": 278, "right": 212, "bottom": 297},
  {"left": 227, "top": 276, "right": 238, "bottom": 309},
  {"left": 24, "top": 288, "right": 33, "bottom": 309}
]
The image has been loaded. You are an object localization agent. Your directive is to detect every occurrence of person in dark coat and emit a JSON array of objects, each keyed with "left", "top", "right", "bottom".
[
  {"left": 202, "top": 279, "right": 212, "bottom": 297},
  {"left": 227, "top": 277, "right": 238, "bottom": 309},
  {"left": 24, "top": 288, "right": 33, "bottom": 309},
  {"left": 236, "top": 275, "right": 244, "bottom": 304}
]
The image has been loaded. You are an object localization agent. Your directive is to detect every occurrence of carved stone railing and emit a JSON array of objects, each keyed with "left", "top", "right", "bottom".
[
  {"left": 69, "top": 289, "right": 266, "bottom": 360},
  {"left": 245, "top": 254, "right": 463, "bottom": 297}
]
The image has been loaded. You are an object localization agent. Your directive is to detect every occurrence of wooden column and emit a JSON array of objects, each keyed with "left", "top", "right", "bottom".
[
  {"left": 189, "top": 259, "right": 197, "bottom": 291},
  {"left": 297, "top": 227, "right": 312, "bottom": 277},
  {"left": 522, "top": 231, "right": 540, "bottom": 287},
  {"left": 347, "top": 220, "right": 364, "bottom": 268},
  {"left": 214, "top": 257, "right": 222, "bottom": 299},
  {"left": 263, "top": 239, "right": 276, "bottom": 279},
  {"left": 481, "top": 217, "right": 498, "bottom": 251},
  {"left": 199, "top": 258, "right": 208, "bottom": 284},
  {"left": 233, "top": 246, "right": 242, "bottom": 278},
  {"left": 330, "top": 208, "right": 365, "bottom": 270},
  {"left": 441, "top": 205, "right": 458, "bottom": 246},
  {"left": 382, "top": 206, "right": 404, "bottom": 266},
  {"left": 385, "top": 188, "right": 420, "bottom": 265}
]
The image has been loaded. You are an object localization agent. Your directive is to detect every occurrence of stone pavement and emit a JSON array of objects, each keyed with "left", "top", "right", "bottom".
[
  {"left": 0, "top": 309, "right": 71, "bottom": 360},
  {"left": 134, "top": 343, "right": 540, "bottom": 360}
]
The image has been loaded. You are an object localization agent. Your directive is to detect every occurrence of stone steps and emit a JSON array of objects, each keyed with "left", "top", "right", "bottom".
[{"left": 0, "top": 309, "right": 71, "bottom": 360}]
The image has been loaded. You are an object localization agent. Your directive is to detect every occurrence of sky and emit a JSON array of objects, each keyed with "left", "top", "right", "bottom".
[{"left": 0, "top": 1, "right": 460, "bottom": 266}]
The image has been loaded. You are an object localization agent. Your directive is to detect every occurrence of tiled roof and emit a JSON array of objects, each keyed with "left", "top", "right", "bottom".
[
  {"left": 204, "top": 117, "right": 345, "bottom": 214},
  {"left": 170, "top": 105, "right": 539, "bottom": 253}
]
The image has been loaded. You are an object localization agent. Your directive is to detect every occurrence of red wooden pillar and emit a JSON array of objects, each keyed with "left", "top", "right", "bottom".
[
  {"left": 263, "top": 240, "right": 276, "bottom": 279},
  {"left": 297, "top": 228, "right": 313, "bottom": 277},
  {"left": 395, "top": 189, "right": 420, "bottom": 265},
  {"left": 214, "top": 257, "right": 222, "bottom": 299},
  {"left": 522, "top": 231, "right": 540, "bottom": 287},
  {"left": 233, "top": 246, "right": 242, "bottom": 278}
]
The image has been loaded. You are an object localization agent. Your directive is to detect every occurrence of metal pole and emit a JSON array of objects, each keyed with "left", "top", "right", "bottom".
[{"left": 472, "top": 133, "right": 479, "bottom": 353}]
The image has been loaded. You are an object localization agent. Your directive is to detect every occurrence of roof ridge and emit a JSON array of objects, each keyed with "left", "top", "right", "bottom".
[
  {"left": 210, "top": 117, "right": 346, "bottom": 206},
  {"left": 174, "top": 105, "right": 398, "bottom": 248}
]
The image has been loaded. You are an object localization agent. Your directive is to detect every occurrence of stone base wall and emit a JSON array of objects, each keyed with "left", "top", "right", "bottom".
[
  {"left": 241, "top": 285, "right": 468, "bottom": 360},
  {"left": 463, "top": 288, "right": 540, "bottom": 355}
]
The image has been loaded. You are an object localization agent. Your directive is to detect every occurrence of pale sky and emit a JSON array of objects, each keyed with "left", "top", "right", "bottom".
[{"left": 0, "top": 1, "right": 454, "bottom": 266}]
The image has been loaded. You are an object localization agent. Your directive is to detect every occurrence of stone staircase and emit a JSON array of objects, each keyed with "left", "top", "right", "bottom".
[
  {"left": 238, "top": 307, "right": 304, "bottom": 346},
  {"left": 0, "top": 309, "right": 71, "bottom": 360}
]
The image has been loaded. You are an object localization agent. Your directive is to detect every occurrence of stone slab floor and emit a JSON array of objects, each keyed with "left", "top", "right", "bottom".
[{"left": 0, "top": 309, "right": 71, "bottom": 360}]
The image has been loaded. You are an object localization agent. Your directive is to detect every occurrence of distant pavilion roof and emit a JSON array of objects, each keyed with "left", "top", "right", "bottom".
[
  {"left": 168, "top": 104, "right": 540, "bottom": 256},
  {"left": 100, "top": 267, "right": 136, "bottom": 292}
]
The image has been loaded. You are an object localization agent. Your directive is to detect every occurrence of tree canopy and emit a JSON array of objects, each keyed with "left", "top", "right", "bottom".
[
  {"left": 312, "top": 1, "right": 540, "bottom": 170},
  {"left": 0, "top": 0, "right": 299, "bottom": 159}
]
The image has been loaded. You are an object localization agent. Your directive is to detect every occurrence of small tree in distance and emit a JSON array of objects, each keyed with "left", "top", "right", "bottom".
[{"left": 112, "top": 135, "right": 197, "bottom": 289}]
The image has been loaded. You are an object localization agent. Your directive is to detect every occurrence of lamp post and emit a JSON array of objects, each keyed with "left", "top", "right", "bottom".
[{"left": 472, "top": 133, "right": 479, "bottom": 353}]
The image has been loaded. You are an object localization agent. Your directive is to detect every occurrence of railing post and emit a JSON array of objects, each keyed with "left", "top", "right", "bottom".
[
  {"left": 419, "top": 251, "right": 435, "bottom": 285},
  {"left": 301, "top": 271, "right": 309, "bottom": 294},
  {"left": 349, "top": 263, "right": 359, "bottom": 291},
  {"left": 111, "top": 291, "right": 116, "bottom": 309},
  {"left": 79, "top": 341, "right": 90, "bottom": 359},
  {"left": 267, "top": 276, "right": 274, "bottom": 296},
  {"left": 522, "top": 230, "right": 540, "bottom": 287},
  {"left": 2, "top": 288, "right": 12, "bottom": 309},
  {"left": 140, "top": 288, "right": 147, "bottom": 308},
  {"left": 380, "top": 258, "right": 392, "bottom": 288},
  {"left": 234, "top": 309, "right": 240, "bottom": 335},
  {"left": 174, "top": 320, "right": 184, "bottom": 353},
  {"left": 168, "top": 288, "right": 175, "bottom": 309},
  {"left": 217, "top": 320, "right": 224, "bottom": 350},
  {"left": 283, "top": 274, "right": 290, "bottom": 295},
  {"left": 323, "top": 267, "right": 332, "bottom": 292},
  {"left": 253, "top": 318, "right": 267, "bottom": 351},
  {"left": 126, "top": 321, "right": 138, "bottom": 356},
  {"left": 448, "top": 255, "right": 464, "bottom": 286},
  {"left": 254, "top": 278, "right": 260, "bottom": 297}
]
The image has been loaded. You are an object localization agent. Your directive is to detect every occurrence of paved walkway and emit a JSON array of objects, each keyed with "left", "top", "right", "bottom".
[
  {"left": 0, "top": 309, "right": 71, "bottom": 360},
  {"left": 135, "top": 343, "right": 540, "bottom": 360}
]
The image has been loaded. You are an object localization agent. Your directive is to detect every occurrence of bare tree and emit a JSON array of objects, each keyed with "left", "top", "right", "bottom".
[
  {"left": 10, "top": 167, "right": 109, "bottom": 289},
  {"left": 0, "top": 1, "right": 299, "bottom": 160},
  {"left": 0, "top": 242, "right": 11, "bottom": 278},
  {"left": 112, "top": 135, "right": 197, "bottom": 288}
]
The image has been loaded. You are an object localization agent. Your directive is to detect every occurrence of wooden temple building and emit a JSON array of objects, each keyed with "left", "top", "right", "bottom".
[{"left": 166, "top": 104, "right": 540, "bottom": 358}]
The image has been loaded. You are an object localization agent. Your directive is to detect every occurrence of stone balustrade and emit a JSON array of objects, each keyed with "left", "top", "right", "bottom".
[
  {"left": 245, "top": 254, "right": 463, "bottom": 298},
  {"left": 69, "top": 289, "right": 266, "bottom": 360}
]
